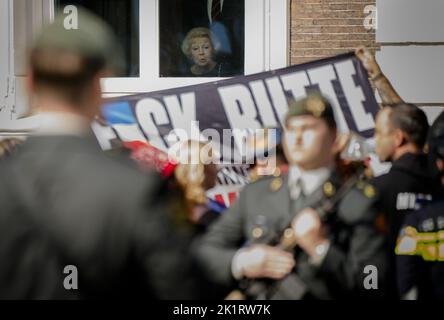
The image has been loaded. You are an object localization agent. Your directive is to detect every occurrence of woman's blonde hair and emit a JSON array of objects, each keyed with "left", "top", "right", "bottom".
[
  {"left": 173, "top": 140, "right": 215, "bottom": 205},
  {"left": 0, "top": 138, "right": 23, "bottom": 159},
  {"left": 181, "top": 27, "right": 214, "bottom": 58}
]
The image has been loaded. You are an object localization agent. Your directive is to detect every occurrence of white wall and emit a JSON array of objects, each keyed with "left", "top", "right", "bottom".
[
  {"left": 376, "top": 46, "right": 444, "bottom": 104},
  {"left": 376, "top": 0, "right": 444, "bottom": 123},
  {"left": 377, "top": 0, "right": 444, "bottom": 43}
]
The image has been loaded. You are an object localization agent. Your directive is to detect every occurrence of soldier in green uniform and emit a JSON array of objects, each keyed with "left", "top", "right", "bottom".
[{"left": 195, "top": 94, "right": 388, "bottom": 299}]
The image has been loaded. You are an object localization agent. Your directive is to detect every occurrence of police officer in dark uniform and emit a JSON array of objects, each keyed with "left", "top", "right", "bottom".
[
  {"left": 371, "top": 104, "right": 435, "bottom": 239},
  {"left": 370, "top": 103, "right": 439, "bottom": 297},
  {"left": 195, "top": 94, "right": 388, "bottom": 299},
  {"left": 395, "top": 112, "right": 444, "bottom": 299}
]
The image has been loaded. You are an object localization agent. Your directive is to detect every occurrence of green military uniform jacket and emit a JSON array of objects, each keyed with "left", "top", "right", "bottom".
[{"left": 195, "top": 170, "right": 388, "bottom": 299}]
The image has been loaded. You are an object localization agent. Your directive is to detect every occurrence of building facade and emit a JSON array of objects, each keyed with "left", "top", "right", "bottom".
[{"left": 0, "top": 0, "right": 442, "bottom": 134}]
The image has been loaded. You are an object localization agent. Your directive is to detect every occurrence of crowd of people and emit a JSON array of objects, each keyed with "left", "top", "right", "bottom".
[{"left": 0, "top": 9, "right": 443, "bottom": 300}]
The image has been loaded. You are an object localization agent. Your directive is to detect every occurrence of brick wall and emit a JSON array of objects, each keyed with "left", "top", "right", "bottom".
[{"left": 290, "top": 0, "right": 378, "bottom": 65}]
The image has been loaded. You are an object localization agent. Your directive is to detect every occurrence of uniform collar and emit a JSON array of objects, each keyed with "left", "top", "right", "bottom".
[
  {"left": 393, "top": 152, "right": 425, "bottom": 166},
  {"left": 32, "top": 112, "right": 90, "bottom": 137},
  {"left": 288, "top": 165, "right": 332, "bottom": 196},
  {"left": 391, "top": 152, "right": 429, "bottom": 176}
]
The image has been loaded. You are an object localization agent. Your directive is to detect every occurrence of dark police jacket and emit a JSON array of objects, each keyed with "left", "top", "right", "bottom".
[
  {"left": 370, "top": 153, "right": 441, "bottom": 298},
  {"left": 0, "top": 135, "right": 198, "bottom": 299},
  {"left": 396, "top": 200, "right": 444, "bottom": 299},
  {"left": 371, "top": 153, "right": 438, "bottom": 247},
  {"left": 195, "top": 171, "right": 388, "bottom": 299}
]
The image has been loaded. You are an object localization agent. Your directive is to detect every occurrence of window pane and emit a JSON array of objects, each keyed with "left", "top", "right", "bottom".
[
  {"left": 159, "top": 0, "right": 245, "bottom": 77},
  {"left": 55, "top": 0, "right": 140, "bottom": 77}
]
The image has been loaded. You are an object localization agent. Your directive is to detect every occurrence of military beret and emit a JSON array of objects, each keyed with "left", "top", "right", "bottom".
[
  {"left": 285, "top": 93, "right": 337, "bottom": 129},
  {"left": 32, "top": 7, "right": 125, "bottom": 76}
]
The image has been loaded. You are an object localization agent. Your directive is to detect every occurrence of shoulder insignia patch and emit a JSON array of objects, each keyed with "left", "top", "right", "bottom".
[
  {"left": 364, "top": 185, "right": 376, "bottom": 199},
  {"left": 323, "top": 181, "right": 336, "bottom": 197},
  {"left": 270, "top": 178, "right": 283, "bottom": 192}
]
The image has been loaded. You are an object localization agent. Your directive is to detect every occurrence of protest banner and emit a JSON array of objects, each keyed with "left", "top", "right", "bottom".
[{"left": 94, "top": 52, "right": 379, "bottom": 206}]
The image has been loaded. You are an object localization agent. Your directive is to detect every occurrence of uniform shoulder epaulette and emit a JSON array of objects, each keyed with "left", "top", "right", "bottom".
[
  {"left": 249, "top": 168, "right": 286, "bottom": 193},
  {"left": 355, "top": 180, "right": 377, "bottom": 200},
  {"left": 322, "top": 180, "right": 337, "bottom": 198}
]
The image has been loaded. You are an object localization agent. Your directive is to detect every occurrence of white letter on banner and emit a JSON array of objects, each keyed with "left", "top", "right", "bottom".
[
  {"left": 163, "top": 93, "right": 197, "bottom": 133},
  {"left": 91, "top": 121, "right": 117, "bottom": 151},
  {"left": 308, "top": 65, "right": 349, "bottom": 133},
  {"left": 135, "top": 98, "right": 169, "bottom": 149},
  {"left": 218, "top": 84, "right": 261, "bottom": 152},
  {"left": 265, "top": 77, "right": 288, "bottom": 127},
  {"left": 335, "top": 60, "right": 375, "bottom": 132},
  {"left": 280, "top": 71, "right": 311, "bottom": 102},
  {"left": 163, "top": 93, "right": 206, "bottom": 144},
  {"left": 249, "top": 80, "right": 279, "bottom": 128},
  {"left": 112, "top": 124, "right": 148, "bottom": 143}
]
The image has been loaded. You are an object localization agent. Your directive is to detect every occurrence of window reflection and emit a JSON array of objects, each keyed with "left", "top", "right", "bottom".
[
  {"left": 55, "top": 0, "right": 140, "bottom": 78},
  {"left": 159, "top": 0, "right": 245, "bottom": 77}
]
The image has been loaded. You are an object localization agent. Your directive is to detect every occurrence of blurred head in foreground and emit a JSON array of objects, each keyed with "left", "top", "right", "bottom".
[
  {"left": 28, "top": 8, "right": 124, "bottom": 121},
  {"left": 125, "top": 140, "right": 219, "bottom": 223},
  {"left": 283, "top": 94, "right": 339, "bottom": 171},
  {"left": 172, "top": 140, "right": 218, "bottom": 202}
]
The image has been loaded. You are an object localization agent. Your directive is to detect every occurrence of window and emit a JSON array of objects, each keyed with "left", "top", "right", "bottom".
[
  {"left": 159, "top": 0, "right": 244, "bottom": 78},
  {"left": 99, "top": 0, "right": 289, "bottom": 94},
  {"left": 1, "top": 0, "right": 288, "bottom": 133},
  {"left": 55, "top": 0, "right": 140, "bottom": 78}
]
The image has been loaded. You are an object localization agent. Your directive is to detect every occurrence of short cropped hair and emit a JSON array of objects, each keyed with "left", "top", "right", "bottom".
[
  {"left": 30, "top": 49, "right": 104, "bottom": 104},
  {"left": 30, "top": 48, "right": 104, "bottom": 106},
  {"left": 181, "top": 27, "right": 214, "bottom": 58},
  {"left": 388, "top": 103, "right": 429, "bottom": 149}
]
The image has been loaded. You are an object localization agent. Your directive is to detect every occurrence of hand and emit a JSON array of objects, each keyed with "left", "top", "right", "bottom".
[
  {"left": 236, "top": 244, "right": 295, "bottom": 280},
  {"left": 291, "top": 208, "right": 328, "bottom": 257},
  {"left": 355, "top": 46, "right": 382, "bottom": 79}
]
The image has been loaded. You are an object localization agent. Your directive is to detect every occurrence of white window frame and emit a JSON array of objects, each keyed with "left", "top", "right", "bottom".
[
  {"left": 1, "top": 0, "right": 289, "bottom": 133},
  {"left": 0, "top": 0, "right": 54, "bottom": 133},
  {"left": 0, "top": 0, "right": 12, "bottom": 130},
  {"left": 53, "top": 0, "right": 290, "bottom": 95}
]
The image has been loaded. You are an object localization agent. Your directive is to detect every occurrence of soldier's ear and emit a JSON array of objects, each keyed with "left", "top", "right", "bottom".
[
  {"left": 330, "top": 131, "right": 343, "bottom": 156},
  {"left": 332, "top": 133, "right": 350, "bottom": 155}
]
